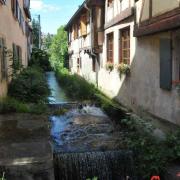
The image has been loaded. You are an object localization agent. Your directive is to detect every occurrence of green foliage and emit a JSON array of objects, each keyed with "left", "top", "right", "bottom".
[
  {"left": 0, "top": 97, "right": 29, "bottom": 114},
  {"left": 105, "top": 62, "right": 114, "bottom": 72},
  {"left": 8, "top": 67, "right": 50, "bottom": 103},
  {"left": 49, "top": 26, "right": 68, "bottom": 69},
  {"left": 117, "top": 63, "right": 130, "bottom": 76},
  {"left": 165, "top": 130, "right": 180, "bottom": 160},
  {"left": 28, "top": 103, "right": 48, "bottom": 115},
  {"left": 55, "top": 67, "right": 126, "bottom": 117},
  {"left": 121, "top": 116, "right": 180, "bottom": 179},
  {"left": 0, "top": 172, "right": 6, "bottom": 180},
  {"left": 56, "top": 68, "right": 97, "bottom": 101},
  {"left": 0, "top": 97, "right": 48, "bottom": 114},
  {"left": 32, "top": 18, "right": 40, "bottom": 48},
  {"left": 30, "top": 48, "right": 52, "bottom": 71},
  {"left": 42, "top": 33, "right": 54, "bottom": 52},
  {"left": 86, "top": 177, "right": 98, "bottom": 180}
]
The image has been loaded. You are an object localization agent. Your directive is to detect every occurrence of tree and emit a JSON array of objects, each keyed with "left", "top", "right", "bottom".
[
  {"left": 32, "top": 19, "right": 40, "bottom": 48},
  {"left": 42, "top": 33, "right": 54, "bottom": 52},
  {"left": 49, "top": 26, "right": 68, "bottom": 69}
]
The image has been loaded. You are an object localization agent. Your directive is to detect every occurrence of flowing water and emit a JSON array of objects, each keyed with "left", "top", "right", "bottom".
[
  {"left": 46, "top": 72, "right": 134, "bottom": 180},
  {"left": 46, "top": 72, "right": 69, "bottom": 104}
]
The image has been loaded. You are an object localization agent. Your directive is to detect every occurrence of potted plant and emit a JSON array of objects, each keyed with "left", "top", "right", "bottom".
[
  {"left": 106, "top": 62, "right": 114, "bottom": 72},
  {"left": 117, "top": 63, "right": 130, "bottom": 76}
]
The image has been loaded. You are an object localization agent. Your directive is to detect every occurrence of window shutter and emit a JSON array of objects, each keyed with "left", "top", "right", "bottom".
[
  {"left": 72, "top": 25, "right": 75, "bottom": 40},
  {"left": 0, "top": 38, "right": 3, "bottom": 80},
  {"left": 16, "top": 0, "right": 19, "bottom": 19},
  {"left": 18, "top": 46, "right": 22, "bottom": 65},
  {"left": 11, "top": 0, "right": 16, "bottom": 16},
  {"left": 81, "top": 14, "right": 87, "bottom": 36},
  {"left": 107, "top": 33, "right": 114, "bottom": 63},
  {"left": 13, "top": 43, "right": 17, "bottom": 65},
  {"left": 74, "top": 24, "right": 78, "bottom": 39},
  {"left": 160, "top": 39, "right": 172, "bottom": 90},
  {"left": 0, "top": 38, "right": 6, "bottom": 79}
]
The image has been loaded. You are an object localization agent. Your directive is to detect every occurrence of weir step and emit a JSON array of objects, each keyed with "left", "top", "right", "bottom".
[{"left": 54, "top": 150, "right": 134, "bottom": 180}]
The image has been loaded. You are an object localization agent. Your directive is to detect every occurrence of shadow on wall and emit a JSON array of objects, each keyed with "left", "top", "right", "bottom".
[{"left": 113, "top": 34, "right": 180, "bottom": 127}]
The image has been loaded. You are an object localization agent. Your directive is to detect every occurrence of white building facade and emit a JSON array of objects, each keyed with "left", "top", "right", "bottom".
[{"left": 66, "top": 0, "right": 180, "bottom": 126}]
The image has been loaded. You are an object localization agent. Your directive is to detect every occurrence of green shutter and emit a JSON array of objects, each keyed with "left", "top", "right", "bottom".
[
  {"left": 0, "top": 38, "right": 6, "bottom": 79},
  {"left": 160, "top": 39, "right": 172, "bottom": 90}
]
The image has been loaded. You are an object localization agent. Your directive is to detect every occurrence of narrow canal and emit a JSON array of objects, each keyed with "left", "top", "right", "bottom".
[
  {"left": 46, "top": 71, "right": 69, "bottom": 104},
  {"left": 46, "top": 72, "right": 134, "bottom": 180}
]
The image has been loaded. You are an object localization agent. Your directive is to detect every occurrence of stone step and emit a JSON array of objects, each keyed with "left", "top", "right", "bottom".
[{"left": 0, "top": 142, "right": 54, "bottom": 180}]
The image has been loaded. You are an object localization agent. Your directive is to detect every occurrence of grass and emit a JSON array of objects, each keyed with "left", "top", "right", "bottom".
[
  {"left": 55, "top": 68, "right": 97, "bottom": 101},
  {"left": 0, "top": 97, "right": 48, "bottom": 115}
]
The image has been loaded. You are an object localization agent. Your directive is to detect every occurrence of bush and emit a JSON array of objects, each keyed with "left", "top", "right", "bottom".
[
  {"left": 56, "top": 68, "right": 97, "bottom": 101},
  {"left": 8, "top": 67, "right": 50, "bottom": 103},
  {"left": 121, "top": 116, "right": 180, "bottom": 179},
  {"left": 30, "top": 48, "right": 52, "bottom": 71},
  {"left": 0, "top": 97, "right": 48, "bottom": 114},
  {"left": 0, "top": 97, "right": 29, "bottom": 114}
]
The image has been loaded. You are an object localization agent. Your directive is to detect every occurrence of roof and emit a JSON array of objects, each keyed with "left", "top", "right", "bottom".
[{"left": 65, "top": 0, "right": 90, "bottom": 30}]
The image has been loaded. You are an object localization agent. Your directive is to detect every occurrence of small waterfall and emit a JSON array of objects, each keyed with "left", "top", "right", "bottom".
[
  {"left": 54, "top": 151, "right": 134, "bottom": 180},
  {"left": 46, "top": 72, "right": 134, "bottom": 180}
]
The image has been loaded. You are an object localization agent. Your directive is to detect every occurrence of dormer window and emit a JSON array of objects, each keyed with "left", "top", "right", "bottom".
[{"left": 107, "top": 0, "right": 113, "bottom": 7}]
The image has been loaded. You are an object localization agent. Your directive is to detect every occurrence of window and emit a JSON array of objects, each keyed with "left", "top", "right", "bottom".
[
  {"left": 73, "top": 24, "right": 78, "bottom": 40},
  {"left": 120, "top": 27, "right": 130, "bottom": 64},
  {"left": 11, "top": 0, "right": 25, "bottom": 32},
  {"left": 173, "top": 57, "right": 180, "bottom": 84},
  {"left": 0, "top": 38, "right": 7, "bottom": 80},
  {"left": 68, "top": 27, "right": 72, "bottom": 43},
  {"left": 77, "top": 58, "right": 81, "bottom": 73},
  {"left": 107, "top": 0, "right": 114, "bottom": 7},
  {"left": 160, "top": 39, "right": 172, "bottom": 90},
  {"left": 107, "top": 33, "right": 114, "bottom": 63},
  {"left": 13, "top": 43, "right": 22, "bottom": 67},
  {"left": 92, "top": 58, "right": 96, "bottom": 72},
  {"left": 172, "top": 34, "right": 180, "bottom": 85},
  {"left": 80, "top": 14, "right": 87, "bottom": 36}
]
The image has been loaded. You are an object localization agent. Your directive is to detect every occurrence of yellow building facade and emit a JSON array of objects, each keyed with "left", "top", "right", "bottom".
[{"left": 0, "top": 0, "right": 31, "bottom": 97}]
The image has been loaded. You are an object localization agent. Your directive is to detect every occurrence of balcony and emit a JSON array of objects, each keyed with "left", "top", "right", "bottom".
[{"left": 23, "top": 0, "right": 31, "bottom": 19}]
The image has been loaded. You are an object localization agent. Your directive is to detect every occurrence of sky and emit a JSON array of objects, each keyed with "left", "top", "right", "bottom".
[{"left": 30, "top": 0, "right": 84, "bottom": 34}]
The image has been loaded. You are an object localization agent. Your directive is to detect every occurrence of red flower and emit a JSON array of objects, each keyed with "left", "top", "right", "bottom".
[{"left": 151, "top": 176, "right": 160, "bottom": 180}]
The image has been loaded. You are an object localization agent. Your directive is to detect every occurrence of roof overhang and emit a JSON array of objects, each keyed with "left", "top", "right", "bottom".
[{"left": 65, "top": 0, "right": 104, "bottom": 31}]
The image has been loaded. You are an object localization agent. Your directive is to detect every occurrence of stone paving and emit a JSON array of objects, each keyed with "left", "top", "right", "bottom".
[{"left": 0, "top": 114, "right": 54, "bottom": 180}]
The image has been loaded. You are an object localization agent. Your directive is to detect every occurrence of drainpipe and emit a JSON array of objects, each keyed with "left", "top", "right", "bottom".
[{"left": 84, "top": 2, "right": 99, "bottom": 87}]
